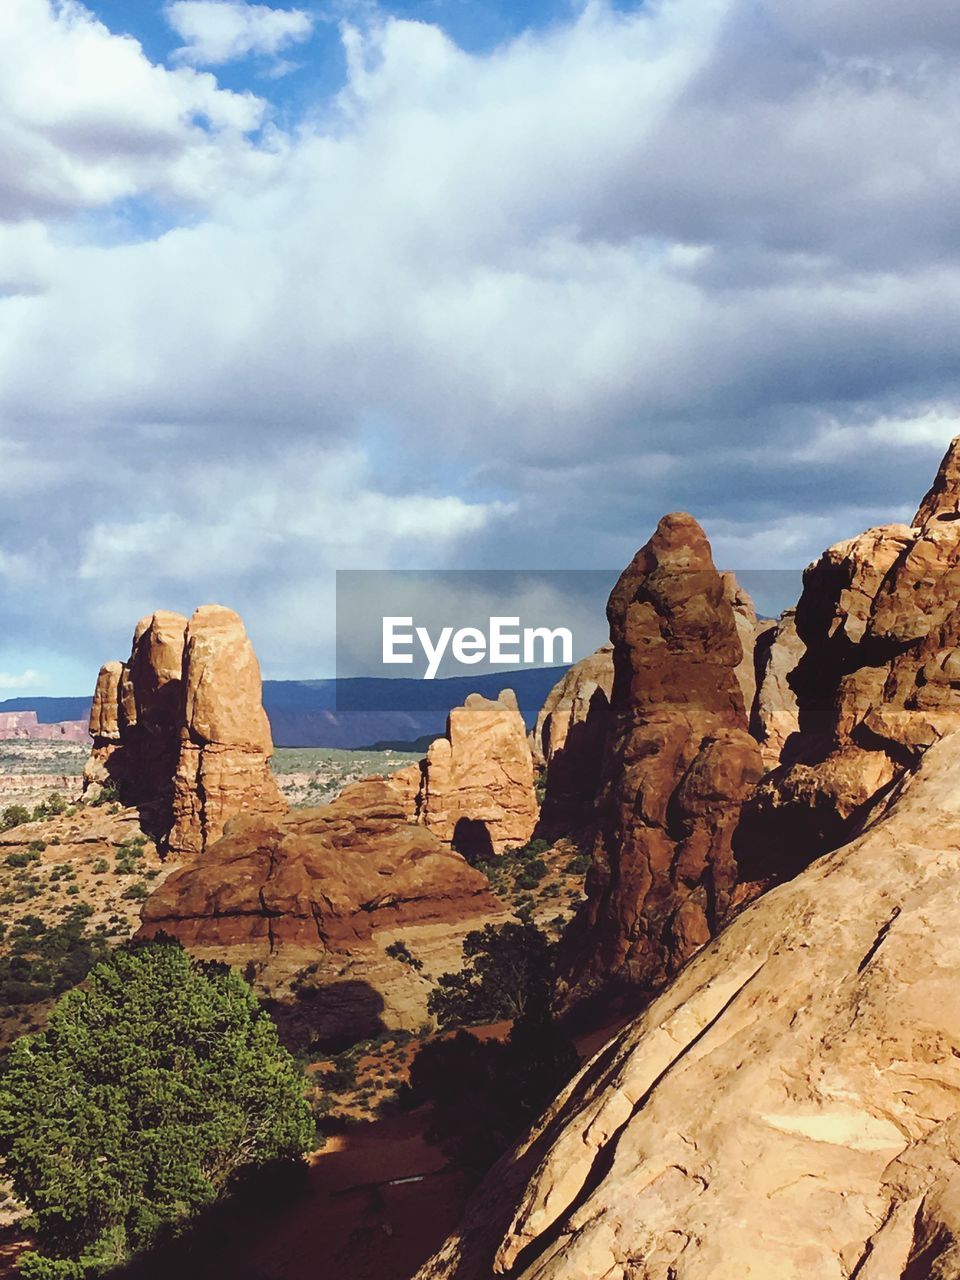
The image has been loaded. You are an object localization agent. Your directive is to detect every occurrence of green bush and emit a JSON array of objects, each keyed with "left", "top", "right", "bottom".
[
  {"left": 0, "top": 805, "right": 31, "bottom": 832},
  {"left": 0, "top": 906, "right": 109, "bottom": 1006},
  {"left": 566, "top": 851, "right": 591, "bottom": 877},
  {"left": 385, "top": 940, "right": 423, "bottom": 971},
  {"left": 31, "top": 794, "right": 67, "bottom": 823},
  {"left": 4, "top": 850, "right": 41, "bottom": 868},
  {"left": 0, "top": 939, "right": 313, "bottom": 1274},
  {"left": 89, "top": 780, "right": 120, "bottom": 808},
  {"left": 427, "top": 922, "right": 557, "bottom": 1029}
]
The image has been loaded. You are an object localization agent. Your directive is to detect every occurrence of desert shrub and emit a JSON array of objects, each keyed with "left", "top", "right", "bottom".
[
  {"left": 92, "top": 859, "right": 109, "bottom": 875},
  {"left": 88, "top": 780, "right": 120, "bottom": 808},
  {"left": 0, "top": 906, "right": 109, "bottom": 1006},
  {"left": 0, "top": 805, "right": 31, "bottom": 832},
  {"left": 385, "top": 939, "right": 423, "bottom": 971},
  {"left": 120, "top": 881, "right": 149, "bottom": 902},
  {"left": 404, "top": 1007, "right": 578, "bottom": 1173},
  {"left": 566, "top": 851, "right": 591, "bottom": 876},
  {"left": 427, "top": 922, "right": 557, "bottom": 1029},
  {"left": 515, "top": 857, "right": 548, "bottom": 890},
  {"left": 0, "top": 939, "right": 313, "bottom": 1275},
  {"left": 4, "top": 850, "right": 40, "bottom": 869},
  {"left": 32, "top": 794, "right": 67, "bottom": 822}
]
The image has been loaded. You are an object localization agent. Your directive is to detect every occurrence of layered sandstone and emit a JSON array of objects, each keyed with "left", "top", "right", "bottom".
[
  {"left": 416, "top": 732, "right": 960, "bottom": 1280},
  {"left": 749, "top": 608, "right": 803, "bottom": 767},
  {"left": 168, "top": 605, "right": 284, "bottom": 856},
  {"left": 0, "top": 711, "right": 89, "bottom": 742},
  {"left": 417, "top": 690, "right": 538, "bottom": 855},
  {"left": 140, "top": 775, "right": 507, "bottom": 1041},
  {"left": 83, "top": 605, "right": 284, "bottom": 854},
  {"left": 721, "top": 571, "right": 763, "bottom": 715},
  {"left": 557, "top": 514, "right": 763, "bottom": 1004},
  {"left": 533, "top": 645, "right": 614, "bottom": 767},
  {"left": 744, "top": 437, "right": 960, "bottom": 878},
  {"left": 533, "top": 645, "right": 614, "bottom": 839}
]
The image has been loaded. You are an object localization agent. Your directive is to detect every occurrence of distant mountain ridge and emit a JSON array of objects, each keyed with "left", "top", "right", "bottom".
[{"left": 0, "top": 667, "right": 568, "bottom": 749}]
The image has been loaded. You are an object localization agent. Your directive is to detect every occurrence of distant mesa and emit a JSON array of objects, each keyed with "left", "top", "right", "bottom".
[{"left": 0, "top": 709, "right": 89, "bottom": 743}]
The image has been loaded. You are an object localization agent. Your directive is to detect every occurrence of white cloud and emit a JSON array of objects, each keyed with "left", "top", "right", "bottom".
[
  {"left": 166, "top": 1, "right": 314, "bottom": 68},
  {"left": 4, "top": 0, "right": 960, "bottom": 679},
  {"left": 0, "top": 0, "right": 273, "bottom": 220},
  {"left": 0, "top": 669, "right": 44, "bottom": 689}
]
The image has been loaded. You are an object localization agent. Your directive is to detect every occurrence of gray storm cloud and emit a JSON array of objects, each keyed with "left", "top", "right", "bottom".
[{"left": 1, "top": 0, "right": 959, "bottom": 688}]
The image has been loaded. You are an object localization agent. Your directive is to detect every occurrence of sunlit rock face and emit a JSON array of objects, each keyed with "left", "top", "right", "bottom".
[
  {"left": 417, "top": 689, "right": 539, "bottom": 856},
  {"left": 743, "top": 435, "right": 960, "bottom": 881},
  {"left": 416, "top": 733, "right": 960, "bottom": 1280},
  {"left": 556, "top": 512, "right": 763, "bottom": 1006},
  {"left": 83, "top": 605, "right": 284, "bottom": 854},
  {"left": 533, "top": 645, "right": 614, "bottom": 840}
]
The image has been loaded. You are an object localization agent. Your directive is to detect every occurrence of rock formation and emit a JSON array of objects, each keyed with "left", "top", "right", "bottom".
[
  {"left": 415, "top": 731, "right": 960, "bottom": 1280},
  {"left": 749, "top": 608, "right": 803, "bottom": 767},
  {"left": 416, "top": 690, "right": 539, "bottom": 855},
  {"left": 140, "top": 775, "right": 507, "bottom": 1042},
  {"left": 168, "top": 605, "right": 284, "bottom": 856},
  {"left": 533, "top": 645, "right": 614, "bottom": 839},
  {"left": 743, "top": 436, "right": 960, "bottom": 879},
  {"left": 557, "top": 514, "right": 764, "bottom": 1005},
  {"left": 532, "top": 645, "right": 614, "bottom": 767},
  {"left": 83, "top": 605, "right": 284, "bottom": 854},
  {"left": 721, "top": 571, "right": 763, "bottom": 715}
]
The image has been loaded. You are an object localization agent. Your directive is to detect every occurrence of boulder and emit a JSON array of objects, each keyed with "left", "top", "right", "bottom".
[
  {"left": 418, "top": 690, "right": 539, "bottom": 855},
  {"left": 557, "top": 514, "right": 763, "bottom": 1005},
  {"left": 416, "top": 732, "right": 960, "bottom": 1280}
]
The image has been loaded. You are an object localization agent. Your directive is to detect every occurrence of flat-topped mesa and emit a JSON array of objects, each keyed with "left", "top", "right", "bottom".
[
  {"left": 82, "top": 605, "right": 285, "bottom": 855},
  {"left": 557, "top": 513, "right": 764, "bottom": 1005},
  {"left": 743, "top": 434, "right": 960, "bottom": 879},
  {"left": 416, "top": 689, "right": 539, "bottom": 856}
]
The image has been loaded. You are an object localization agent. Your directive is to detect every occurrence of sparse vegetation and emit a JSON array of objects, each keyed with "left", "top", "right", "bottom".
[
  {"left": 0, "top": 905, "right": 107, "bottom": 1007},
  {"left": 385, "top": 939, "right": 424, "bottom": 971}
]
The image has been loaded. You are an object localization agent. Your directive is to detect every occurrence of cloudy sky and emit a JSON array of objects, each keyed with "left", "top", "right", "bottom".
[{"left": 2, "top": 0, "right": 960, "bottom": 694}]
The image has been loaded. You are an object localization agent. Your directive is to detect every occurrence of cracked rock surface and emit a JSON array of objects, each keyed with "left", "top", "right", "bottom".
[{"left": 416, "top": 733, "right": 960, "bottom": 1280}]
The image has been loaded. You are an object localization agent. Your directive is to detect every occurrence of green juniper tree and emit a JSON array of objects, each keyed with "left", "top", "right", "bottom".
[{"left": 0, "top": 938, "right": 313, "bottom": 1278}]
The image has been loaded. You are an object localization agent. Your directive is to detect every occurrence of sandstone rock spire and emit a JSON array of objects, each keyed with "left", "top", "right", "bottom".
[
  {"left": 83, "top": 604, "right": 285, "bottom": 855},
  {"left": 557, "top": 513, "right": 763, "bottom": 1003}
]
